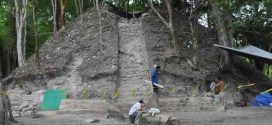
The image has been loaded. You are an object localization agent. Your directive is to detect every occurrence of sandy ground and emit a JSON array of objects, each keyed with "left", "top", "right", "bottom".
[{"left": 14, "top": 107, "right": 272, "bottom": 125}]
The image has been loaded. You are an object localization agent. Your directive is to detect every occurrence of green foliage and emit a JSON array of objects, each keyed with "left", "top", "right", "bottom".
[
  {"left": 83, "top": 87, "right": 90, "bottom": 99},
  {"left": 104, "top": 0, "right": 161, "bottom": 12},
  {"left": 131, "top": 88, "right": 136, "bottom": 97},
  {"left": 231, "top": 0, "right": 272, "bottom": 49},
  {"left": 170, "top": 86, "right": 177, "bottom": 93},
  {"left": 191, "top": 85, "right": 199, "bottom": 97},
  {"left": 113, "top": 89, "right": 120, "bottom": 99},
  {"left": 0, "top": 1, "right": 11, "bottom": 47}
]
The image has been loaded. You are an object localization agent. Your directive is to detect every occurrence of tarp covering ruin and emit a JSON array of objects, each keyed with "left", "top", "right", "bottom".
[
  {"left": 41, "top": 89, "right": 66, "bottom": 110},
  {"left": 214, "top": 44, "right": 272, "bottom": 63},
  {"left": 252, "top": 93, "right": 272, "bottom": 106}
]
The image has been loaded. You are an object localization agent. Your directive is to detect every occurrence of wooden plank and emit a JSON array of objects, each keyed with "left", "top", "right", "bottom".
[{"left": 145, "top": 80, "right": 164, "bottom": 88}]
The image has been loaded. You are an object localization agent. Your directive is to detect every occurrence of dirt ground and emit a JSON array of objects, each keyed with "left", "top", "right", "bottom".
[
  {"left": 173, "top": 107, "right": 272, "bottom": 125},
  {"left": 14, "top": 107, "right": 272, "bottom": 125},
  {"left": 16, "top": 111, "right": 131, "bottom": 125}
]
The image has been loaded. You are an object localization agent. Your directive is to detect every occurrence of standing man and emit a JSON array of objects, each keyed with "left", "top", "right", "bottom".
[
  {"left": 151, "top": 65, "right": 160, "bottom": 94},
  {"left": 216, "top": 77, "right": 225, "bottom": 94},
  {"left": 128, "top": 100, "right": 145, "bottom": 123},
  {"left": 215, "top": 77, "right": 225, "bottom": 103}
]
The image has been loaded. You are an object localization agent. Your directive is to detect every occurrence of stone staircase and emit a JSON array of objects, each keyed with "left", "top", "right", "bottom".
[
  {"left": 116, "top": 18, "right": 151, "bottom": 112},
  {"left": 58, "top": 99, "right": 115, "bottom": 114},
  {"left": 46, "top": 56, "right": 83, "bottom": 98},
  {"left": 159, "top": 97, "right": 225, "bottom": 113}
]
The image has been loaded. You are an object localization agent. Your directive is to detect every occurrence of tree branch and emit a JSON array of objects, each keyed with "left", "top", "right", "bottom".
[{"left": 148, "top": 0, "right": 169, "bottom": 28}]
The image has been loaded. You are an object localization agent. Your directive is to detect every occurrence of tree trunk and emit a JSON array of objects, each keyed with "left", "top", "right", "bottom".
[
  {"left": 8, "top": 2, "right": 17, "bottom": 73},
  {"left": 23, "top": 17, "right": 27, "bottom": 58},
  {"left": 189, "top": 0, "right": 199, "bottom": 66},
  {"left": 90, "top": 0, "right": 95, "bottom": 8},
  {"left": 74, "top": 0, "right": 84, "bottom": 15},
  {"left": 59, "top": 0, "right": 67, "bottom": 29},
  {"left": 14, "top": 0, "right": 28, "bottom": 67},
  {"left": 0, "top": 38, "right": 3, "bottom": 78},
  {"left": 0, "top": 77, "right": 8, "bottom": 125},
  {"left": 0, "top": 84, "right": 17, "bottom": 124},
  {"left": 149, "top": 0, "right": 181, "bottom": 49},
  {"left": 148, "top": 0, "right": 169, "bottom": 27},
  {"left": 79, "top": 0, "right": 83, "bottom": 14},
  {"left": 51, "top": 0, "right": 57, "bottom": 33},
  {"left": 207, "top": 11, "right": 212, "bottom": 28},
  {"left": 211, "top": 1, "right": 232, "bottom": 65},
  {"left": 224, "top": 9, "right": 234, "bottom": 48},
  {"left": 32, "top": 0, "right": 40, "bottom": 67},
  {"left": 74, "top": 0, "right": 79, "bottom": 15},
  {"left": 165, "top": 0, "right": 180, "bottom": 49},
  {"left": 0, "top": 95, "right": 9, "bottom": 125},
  {"left": 126, "top": 0, "right": 129, "bottom": 19}
]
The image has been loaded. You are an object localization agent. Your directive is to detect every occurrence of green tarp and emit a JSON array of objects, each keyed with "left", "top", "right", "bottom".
[{"left": 41, "top": 89, "right": 66, "bottom": 110}]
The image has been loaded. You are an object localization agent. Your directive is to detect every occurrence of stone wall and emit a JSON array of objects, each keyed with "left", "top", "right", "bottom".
[{"left": 9, "top": 87, "right": 44, "bottom": 117}]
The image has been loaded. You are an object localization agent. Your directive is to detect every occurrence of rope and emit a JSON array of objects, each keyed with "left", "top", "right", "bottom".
[
  {"left": 262, "top": 88, "right": 272, "bottom": 93},
  {"left": 237, "top": 83, "right": 255, "bottom": 89}
]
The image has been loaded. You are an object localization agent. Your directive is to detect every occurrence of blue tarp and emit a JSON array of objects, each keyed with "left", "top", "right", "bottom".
[{"left": 252, "top": 93, "right": 272, "bottom": 106}]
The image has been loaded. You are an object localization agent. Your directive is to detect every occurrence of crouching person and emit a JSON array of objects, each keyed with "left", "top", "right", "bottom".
[{"left": 129, "top": 100, "right": 145, "bottom": 124}]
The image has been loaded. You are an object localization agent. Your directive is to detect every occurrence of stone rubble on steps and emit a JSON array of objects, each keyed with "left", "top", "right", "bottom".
[{"left": 9, "top": 87, "right": 45, "bottom": 117}]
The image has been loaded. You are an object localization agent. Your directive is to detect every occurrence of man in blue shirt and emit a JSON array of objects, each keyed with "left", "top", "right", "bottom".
[{"left": 151, "top": 65, "right": 160, "bottom": 94}]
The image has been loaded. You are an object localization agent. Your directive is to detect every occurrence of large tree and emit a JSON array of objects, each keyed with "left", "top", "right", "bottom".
[
  {"left": 59, "top": 0, "right": 67, "bottom": 29},
  {"left": 148, "top": 0, "right": 181, "bottom": 49},
  {"left": 211, "top": 0, "right": 234, "bottom": 65},
  {"left": 14, "top": 0, "right": 28, "bottom": 67},
  {"left": 165, "top": 0, "right": 180, "bottom": 49},
  {"left": 32, "top": 0, "right": 40, "bottom": 66},
  {"left": 51, "top": 0, "right": 58, "bottom": 33}
]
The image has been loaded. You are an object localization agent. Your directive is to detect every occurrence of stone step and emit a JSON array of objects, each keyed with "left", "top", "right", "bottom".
[
  {"left": 118, "top": 86, "right": 146, "bottom": 90},
  {"left": 120, "top": 70, "right": 145, "bottom": 74},
  {"left": 119, "top": 81, "right": 145, "bottom": 85},
  {"left": 119, "top": 95, "right": 145, "bottom": 99},
  {"left": 59, "top": 99, "right": 115, "bottom": 114},
  {"left": 157, "top": 97, "right": 224, "bottom": 112},
  {"left": 121, "top": 65, "right": 140, "bottom": 68},
  {"left": 119, "top": 78, "right": 145, "bottom": 82},
  {"left": 159, "top": 105, "right": 225, "bottom": 112},
  {"left": 159, "top": 97, "right": 213, "bottom": 105},
  {"left": 116, "top": 97, "right": 151, "bottom": 113},
  {"left": 57, "top": 109, "right": 106, "bottom": 114},
  {"left": 120, "top": 73, "right": 144, "bottom": 77},
  {"left": 120, "top": 75, "right": 143, "bottom": 78}
]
